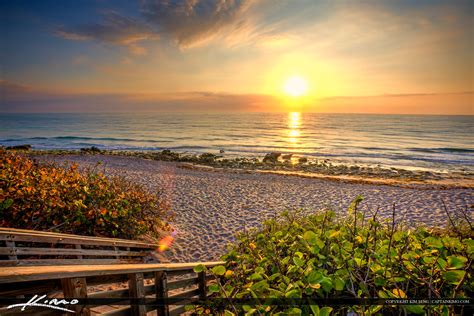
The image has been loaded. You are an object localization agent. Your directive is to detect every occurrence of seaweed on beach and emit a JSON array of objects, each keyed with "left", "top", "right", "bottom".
[{"left": 26, "top": 148, "right": 474, "bottom": 185}]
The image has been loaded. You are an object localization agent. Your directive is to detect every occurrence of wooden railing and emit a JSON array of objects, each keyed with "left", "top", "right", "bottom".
[
  {"left": 0, "top": 227, "right": 160, "bottom": 266},
  {"left": 0, "top": 262, "right": 224, "bottom": 315}
]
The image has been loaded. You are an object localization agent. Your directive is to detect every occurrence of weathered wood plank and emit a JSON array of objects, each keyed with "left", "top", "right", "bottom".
[
  {"left": 102, "top": 306, "right": 131, "bottom": 316},
  {"left": 128, "top": 273, "right": 146, "bottom": 316},
  {"left": 0, "top": 258, "right": 140, "bottom": 267},
  {"left": 155, "top": 271, "right": 169, "bottom": 316},
  {"left": 169, "top": 305, "right": 186, "bottom": 316},
  {"left": 0, "top": 227, "right": 155, "bottom": 245},
  {"left": 86, "top": 272, "right": 154, "bottom": 286},
  {"left": 0, "top": 246, "right": 147, "bottom": 257},
  {"left": 167, "top": 276, "right": 199, "bottom": 291},
  {"left": 168, "top": 288, "right": 200, "bottom": 299},
  {"left": 5, "top": 240, "right": 17, "bottom": 261},
  {"left": 61, "top": 277, "right": 90, "bottom": 316},
  {"left": 88, "top": 288, "right": 129, "bottom": 299},
  {"left": 0, "top": 262, "right": 224, "bottom": 283},
  {"left": 0, "top": 229, "right": 156, "bottom": 249},
  {"left": 165, "top": 269, "right": 196, "bottom": 278}
]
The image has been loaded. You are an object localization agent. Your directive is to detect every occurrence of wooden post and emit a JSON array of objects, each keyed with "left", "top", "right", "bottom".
[
  {"left": 75, "top": 244, "right": 83, "bottom": 259},
  {"left": 155, "top": 271, "right": 169, "bottom": 316},
  {"left": 5, "top": 240, "right": 18, "bottom": 262},
  {"left": 128, "top": 273, "right": 146, "bottom": 316},
  {"left": 61, "top": 277, "right": 90, "bottom": 316},
  {"left": 198, "top": 271, "right": 207, "bottom": 300}
]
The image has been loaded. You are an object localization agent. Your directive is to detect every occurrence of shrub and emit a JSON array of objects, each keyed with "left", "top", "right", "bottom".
[
  {"left": 197, "top": 197, "right": 473, "bottom": 315},
  {"left": 0, "top": 150, "right": 171, "bottom": 239}
]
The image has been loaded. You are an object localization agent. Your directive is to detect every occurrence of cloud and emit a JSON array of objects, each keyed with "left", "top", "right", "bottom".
[
  {"left": 0, "top": 80, "right": 32, "bottom": 94},
  {"left": 140, "top": 0, "right": 254, "bottom": 47},
  {"left": 53, "top": 0, "right": 474, "bottom": 54},
  {"left": 55, "top": 1, "right": 257, "bottom": 49},
  {"left": 2, "top": 79, "right": 472, "bottom": 114},
  {"left": 322, "top": 91, "right": 474, "bottom": 101},
  {"left": 317, "top": 91, "right": 474, "bottom": 115},
  {"left": 56, "top": 11, "right": 158, "bottom": 55},
  {"left": 0, "top": 80, "right": 279, "bottom": 112}
]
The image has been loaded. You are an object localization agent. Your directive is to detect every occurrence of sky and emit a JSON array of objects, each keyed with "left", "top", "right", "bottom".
[{"left": 0, "top": 0, "right": 473, "bottom": 114}]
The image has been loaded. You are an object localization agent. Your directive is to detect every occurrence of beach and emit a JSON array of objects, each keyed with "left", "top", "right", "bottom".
[{"left": 34, "top": 154, "right": 474, "bottom": 263}]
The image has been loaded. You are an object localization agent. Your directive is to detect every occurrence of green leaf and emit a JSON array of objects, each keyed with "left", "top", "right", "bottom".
[
  {"left": 285, "top": 288, "right": 301, "bottom": 298},
  {"left": 319, "top": 307, "right": 333, "bottom": 316},
  {"left": 348, "top": 195, "right": 364, "bottom": 214},
  {"left": 354, "top": 257, "right": 363, "bottom": 267},
  {"left": 251, "top": 280, "right": 268, "bottom": 291},
  {"left": 466, "top": 239, "right": 474, "bottom": 255},
  {"left": 208, "top": 284, "right": 220, "bottom": 293},
  {"left": 319, "top": 277, "right": 333, "bottom": 292},
  {"left": 1, "top": 198, "right": 13, "bottom": 210},
  {"left": 442, "top": 270, "right": 466, "bottom": 284},
  {"left": 193, "top": 264, "right": 205, "bottom": 273},
  {"left": 242, "top": 305, "right": 252, "bottom": 312},
  {"left": 368, "top": 305, "right": 382, "bottom": 314},
  {"left": 307, "top": 271, "right": 322, "bottom": 285},
  {"left": 294, "top": 251, "right": 304, "bottom": 258},
  {"left": 293, "top": 256, "right": 305, "bottom": 267},
  {"left": 309, "top": 304, "right": 319, "bottom": 315},
  {"left": 334, "top": 277, "right": 345, "bottom": 291},
  {"left": 303, "top": 231, "right": 318, "bottom": 244},
  {"left": 269, "top": 273, "right": 281, "bottom": 281},
  {"left": 378, "top": 290, "right": 389, "bottom": 298},
  {"left": 286, "top": 307, "right": 302, "bottom": 315},
  {"left": 244, "top": 308, "right": 257, "bottom": 316},
  {"left": 436, "top": 258, "right": 447, "bottom": 270},
  {"left": 211, "top": 265, "right": 226, "bottom": 276},
  {"left": 404, "top": 305, "right": 425, "bottom": 314},
  {"left": 425, "top": 237, "right": 443, "bottom": 249},
  {"left": 447, "top": 255, "right": 467, "bottom": 269},
  {"left": 224, "top": 310, "right": 236, "bottom": 316},
  {"left": 249, "top": 273, "right": 263, "bottom": 281}
]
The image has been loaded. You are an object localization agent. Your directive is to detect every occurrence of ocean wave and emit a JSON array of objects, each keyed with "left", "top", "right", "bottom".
[
  {"left": 1, "top": 136, "right": 173, "bottom": 143},
  {"left": 408, "top": 147, "right": 474, "bottom": 154}
]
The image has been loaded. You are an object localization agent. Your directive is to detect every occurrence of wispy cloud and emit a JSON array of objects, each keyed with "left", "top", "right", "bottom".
[
  {"left": 2, "top": 79, "right": 472, "bottom": 114},
  {"left": 55, "top": 0, "right": 292, "bottom": 50},
  {"left": 141, "top": 0, "right": 254, "bottom": 48},
  {"left": 55, "top": 11, "right": 158, "bottom": 55},
  {"left": 0, "top": 79, "right": 279, "bottom": 112}
]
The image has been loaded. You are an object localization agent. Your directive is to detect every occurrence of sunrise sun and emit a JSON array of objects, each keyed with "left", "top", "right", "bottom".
[{"left": 283, "top": 76, "right": 308, "bottom": 97}]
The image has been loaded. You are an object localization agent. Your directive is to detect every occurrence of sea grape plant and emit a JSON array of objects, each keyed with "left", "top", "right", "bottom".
[
  {"left": 0, "top": 150, "right": 171, "bottom": 239},
  {"left": 194, "top": 197, "right": 472, "bottom": 315}
]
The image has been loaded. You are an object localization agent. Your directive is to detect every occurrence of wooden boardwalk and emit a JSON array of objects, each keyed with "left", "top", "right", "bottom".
[{"left": 0, "top": 228, "right": 225, "bottom": 315}]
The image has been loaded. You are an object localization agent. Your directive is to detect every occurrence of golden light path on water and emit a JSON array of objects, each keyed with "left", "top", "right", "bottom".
[{"left": 287, "top": 112, "right": 301, "bottom": 146}]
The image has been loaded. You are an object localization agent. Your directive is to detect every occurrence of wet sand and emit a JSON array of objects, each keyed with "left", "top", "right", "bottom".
[{"left": 35, "top": 154, "right": 473, "bottom": 262}]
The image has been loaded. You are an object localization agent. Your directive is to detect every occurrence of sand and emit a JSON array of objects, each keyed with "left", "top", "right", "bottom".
[{"left": 34, "top": 154, "right": 473, "bottom": 263}]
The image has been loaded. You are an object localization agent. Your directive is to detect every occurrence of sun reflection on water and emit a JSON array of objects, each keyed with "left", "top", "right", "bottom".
[{"left": 287, "top": 112, "right": 301, "bottom": 144}]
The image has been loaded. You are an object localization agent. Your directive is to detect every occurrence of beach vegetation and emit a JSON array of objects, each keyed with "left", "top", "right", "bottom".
[
  {"left": 0, "top": 149, "right": 171, "bottom": 239},
  {"left": 194, "top": 197, "right": 472, "bottom": 315}
]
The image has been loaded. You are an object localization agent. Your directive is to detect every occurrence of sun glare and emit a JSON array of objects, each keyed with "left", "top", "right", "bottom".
[{"left": 283, "top": 76, "right": 308, "bottom": 97}]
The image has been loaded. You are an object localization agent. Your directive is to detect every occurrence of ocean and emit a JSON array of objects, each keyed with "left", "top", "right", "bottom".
[{"left": 1, "top": 112, "right": 473, "bottom": 173}]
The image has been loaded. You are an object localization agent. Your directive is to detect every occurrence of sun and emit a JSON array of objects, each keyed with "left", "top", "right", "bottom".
[{"left": 283, "top": 76, "right": 308, "bottom": 97}]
